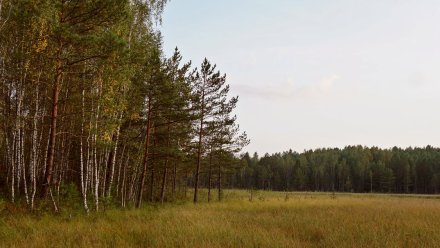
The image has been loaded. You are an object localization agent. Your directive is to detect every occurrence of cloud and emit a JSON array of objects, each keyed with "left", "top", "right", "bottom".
[
  {"left": 233, "top": 74, "right": 341, "bottom": 101},
  {"left": 305, "top": 74, "right": 340, "bottom": 97}
]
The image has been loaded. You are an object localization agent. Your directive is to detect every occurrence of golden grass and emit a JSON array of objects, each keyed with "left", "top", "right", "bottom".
[{"left": 1, "top": 190, "right": 440, "bottom": 247}]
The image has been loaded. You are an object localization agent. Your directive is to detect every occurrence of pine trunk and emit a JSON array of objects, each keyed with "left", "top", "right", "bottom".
[
  {"left": 42, "top": 44, "right": 62, "bottom": 198},
  {"left": 136, "top": 97, "right": 152, "bottom": 208}
]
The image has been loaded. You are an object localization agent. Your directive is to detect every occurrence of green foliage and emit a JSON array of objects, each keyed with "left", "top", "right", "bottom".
[{"left": 233, "top": 146, "right": 440, "bottom": 194}]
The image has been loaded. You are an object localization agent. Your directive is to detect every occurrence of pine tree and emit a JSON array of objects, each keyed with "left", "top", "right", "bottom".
[{"left": 191, "top": 58, "right": 249, "bottom": 203}]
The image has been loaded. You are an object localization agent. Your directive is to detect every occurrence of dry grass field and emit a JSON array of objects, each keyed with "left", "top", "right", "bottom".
[{"left": 1, "top": 190, "right": 440, "bottom": 247}]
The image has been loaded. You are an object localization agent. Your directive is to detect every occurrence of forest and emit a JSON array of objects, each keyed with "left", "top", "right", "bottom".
[
  {"left": 0, "top": 0, "right": 249, "bottom": 212},
  {"left": 1, "top": 0, "right": 440, "bottom": 216},
  {"left": 232, "top": 146, "right": 440, "bottom": 194}
]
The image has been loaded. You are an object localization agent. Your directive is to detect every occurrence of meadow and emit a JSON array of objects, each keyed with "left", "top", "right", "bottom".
[{"left": 1, "top": 190, "right": 440, "bottom": 247}]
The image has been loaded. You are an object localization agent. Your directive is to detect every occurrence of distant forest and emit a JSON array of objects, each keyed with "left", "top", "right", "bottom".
[{"left": 229, "top": 146, "right": 440, "bottom": 194}]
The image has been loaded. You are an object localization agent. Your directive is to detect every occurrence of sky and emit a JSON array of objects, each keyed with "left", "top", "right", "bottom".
[{"left": 160, "top": 0, "right": 440, "bottom": 155}]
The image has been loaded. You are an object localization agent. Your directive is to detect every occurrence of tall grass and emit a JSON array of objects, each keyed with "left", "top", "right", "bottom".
[{"left": 1, "top": 190, "right": 440, "bottom": 247}]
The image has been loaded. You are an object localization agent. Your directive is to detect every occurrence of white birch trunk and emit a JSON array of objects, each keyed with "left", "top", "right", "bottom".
[{"left": 80, "top": 89, "right": 89, "bottom": 212}]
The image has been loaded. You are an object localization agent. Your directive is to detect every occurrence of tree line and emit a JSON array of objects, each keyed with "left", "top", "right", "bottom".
[
  {"left": 0, "top": 0, "right": 248, "bottom": 212},
  {"left": 231, "top": 146, "right": 440, "bottom": 194}
]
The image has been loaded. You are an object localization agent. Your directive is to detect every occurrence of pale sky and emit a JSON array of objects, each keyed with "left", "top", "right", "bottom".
[{"left": 161, "top": 0, "right": 440, "bottom": 154}]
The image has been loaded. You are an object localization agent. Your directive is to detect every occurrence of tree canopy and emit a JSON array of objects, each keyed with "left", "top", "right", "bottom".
[{"left": 0, "top": 0, "right": 247, "bottom": 211}]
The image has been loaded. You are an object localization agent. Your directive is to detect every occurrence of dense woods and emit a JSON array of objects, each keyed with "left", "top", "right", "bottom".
[
  {"left": 0, "top": 0, "right": 248, "bottom": 211},
  {"left": 233, "top": 146, "right": 440, "bottom": 194}
]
